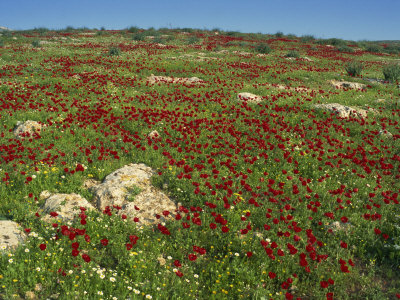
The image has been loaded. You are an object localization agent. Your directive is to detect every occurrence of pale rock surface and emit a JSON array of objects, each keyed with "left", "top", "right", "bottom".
[
  {"left": 40, "top": 192, "right": 95, "bottom": 223},
  {"left": 91, "top": 164, "right": 176, "bottom": 225},
  {"left": 330, "top": 80, "right": 366, "bottom": 90},
  {"left": 0, "top": 220, "right": 27, "bottom": 252},
  {"left": 13, "top": 120, "right": 43, "bottom": 139},
  {"left": 314, "top": 103, "right": 368, "bottom": 119},
  {"left": 147, "top": 74, "right": 204, "bottom": 85},
  {"left": 237, "top": 92, "right": 263, "bottom": 103}
]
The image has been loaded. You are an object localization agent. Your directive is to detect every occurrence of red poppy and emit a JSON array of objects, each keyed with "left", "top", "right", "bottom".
[
  {"left": 174, "top": 260, "right": 181, "bottom": 267},
  {"left": 39, "top": 244, "right": 46, "bottom": 251},
  {"left": 71, "top": 249, "right": 79, "bottom": 257},
  {"left": 101, "top": 239, "right": 109, "bottom": 246},
  {"left": 221, "top": 226, "right": 229, "bottom": 233},
  {"left": 320, "top": 281, "right": 329, "bottom": 288},
  {"left": 82, "top": 254, "right": 91, "bottom": 263},
  {"left": 246, "top": 251, "right": 253, "bottom": 258},
  {"left": 268, "top": 272, "right": 276, "bottom": 279},
  {"left": 340, "top": 241, "right": 348, "bottom": 249},
  {"left": 188, "top": 253, "right": 197, "bottom": 261},
  {"left": 175, "top": 270, "right": 183, "bottom": 277}
]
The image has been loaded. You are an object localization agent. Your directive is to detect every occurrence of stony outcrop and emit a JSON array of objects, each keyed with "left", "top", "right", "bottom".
[
  {"left": 0, "top": 220, "right": 27, "bottom": 252},
  {"left": 90, "top": 163, "right": 176, "bottom": 225},
  {"left": 237, "top": 92, "right": 263, "bottom": 103},
  {"left": 314, "top": 103, "right": 368, "bottom": 119},
  {"left": 330, "top": 80, "right": 366, "bottom": 90},
  {"left": 147, "top": 74, "right": 204, "bottom": 85},
  {"left": 13, "top": 120, "right": 43, "bottom": 139},
  {"left": 39, "top": 192, "right": 95, "bottom": 223}
]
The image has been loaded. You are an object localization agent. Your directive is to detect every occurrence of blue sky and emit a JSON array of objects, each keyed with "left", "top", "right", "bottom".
[{"left": 1, "top": 0, "right": 398, "bottom": 41}]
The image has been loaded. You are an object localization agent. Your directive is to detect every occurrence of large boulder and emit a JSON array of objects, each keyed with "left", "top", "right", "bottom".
[
  {"left": 13, "top": 120, "right": 43, "bottom": 139},
  {"left": 91, "top": 164, "right": 176, "bottom": 225},
  {"left": 40, "top": 192, "right": 95, "bottom": 223},
  {"left": 237, "top": 92, "right": 263, "bottom": 104},
  {"left": 314, "top": 103, "right": 368, "bottom": 119},
  {"left": 0, "top": 220, "right": 27, "bottom": 252}
]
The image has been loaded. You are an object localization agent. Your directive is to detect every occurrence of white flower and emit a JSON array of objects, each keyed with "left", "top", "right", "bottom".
[
  {"left": 97, "top": 291, "right": 103, "bottom": 295},
  {"left": 25, "top": 248, "right": 30, "bottom": 253},
  {"left": 110, "top": 277, "right": 116, "bottom": 282},
  {"left": 36, "top": 267, "right": 41, "bottom": 272},
  {"left": 235, "top": 253, "right": 240, "bottom": 257},
  {"left": 8, "top": 259, "right": 13, "bottom": 263},
  {"left": 145, "top": 295, "right": 152, "bottom": 299},
  {"left": 68, "top": 270, "right": 73, "bottom": 275},
  {"left": 100, "top": 274, "right": 105, "bottom": 279},
  {"left": 133, "top": 289, "right": 140, "bottom": 294},
  {"left": 194, "top": 274, "right": 199, "bottom": 278},
  {"left": 127, "top": 286, "right": 132, "bottom": 290},
  {"left": 167, "top": 256, "right": 172, "bottom": 260},
  {"left": 173, "top": 268, "right": 178, "bottom": 273}
]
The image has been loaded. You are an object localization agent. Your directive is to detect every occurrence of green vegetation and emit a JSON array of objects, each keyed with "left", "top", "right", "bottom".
[
  {"left": 255, "top": 43, "right": 272, "bottom": 54},
  {"left": 285, "top": 49, "right": 300, "bottom": 58},
  {"left": 383, "top": 63, "right": 400, "bottom": 82},
  {"left": 345, "top": 61, "right": 364, "bottom": 77}
]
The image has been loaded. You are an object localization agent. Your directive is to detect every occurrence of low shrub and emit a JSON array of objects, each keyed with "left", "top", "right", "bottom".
[
  {"left": 108, "top": 46, "right": 121, "bottom": 56},
  {"left": 255, "top": 43, "right": 272, "bottom": 54},
  {"left": 186, "top": 36, "right": 200, "bottom": 45},
  {"left": 345, "top": 61, "right": 363, "bottom": 77},
  {"left": 127, "top": 26, "right": 140, "bottom": 33},
  {"left": 300, "top": 35, "right": 315, "bottom": 43},
  {"left": 31, "top": 40, "right": 41, "bottom": 48},
  {"left": 337, "top": 46, "right": 354, "bottom": 53},
  {"left": 366, "top": 44, "right": 384, "bottom": 53},
  {"left": 132, "top": 32, "right": 146, "bottom": 41},
  {"left": 383, "top": 64, "right": 400, "bottom": 82},
  {"left": 285, "top": 50, "right": 300, "bottom": 58}
]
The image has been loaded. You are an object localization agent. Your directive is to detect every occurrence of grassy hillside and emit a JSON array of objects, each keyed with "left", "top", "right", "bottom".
[{"left": 0, "top": 28, "right": 399, "bottom": 299}]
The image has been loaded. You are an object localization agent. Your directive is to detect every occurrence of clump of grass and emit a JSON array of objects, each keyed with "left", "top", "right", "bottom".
[
  {"left": 345, "top": 61, "right": 363, "bottom": 77},
  {"left": 285, "top": 50, "right": 300, "bottom": 58},
  {"left": 31, "top": 40, "right": 41, "bottom": 48},
  {"left": 383, "top": 63, "right": 400, "bottom": 82},
  {"left": 108, "top": 46, "right": 121, "bottom": 56},
  {"left": 255, "top": 43, "right": 272, "bottom": 54}
]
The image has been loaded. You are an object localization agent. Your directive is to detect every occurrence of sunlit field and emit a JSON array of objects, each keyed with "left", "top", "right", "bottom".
[{"left": 0, "top": 28, "right": 399, "bottom": 299}]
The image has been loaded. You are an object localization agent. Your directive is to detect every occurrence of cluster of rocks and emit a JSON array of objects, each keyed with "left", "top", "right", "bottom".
[
  {"left": 147, "top": 74, "right": 204, "bottom": 85},
  {"left": 1, "top": 163, "right": 177, "bottom": 253},
  {"left": 314, "top": 103, "right": 369, "bottom": 119}
]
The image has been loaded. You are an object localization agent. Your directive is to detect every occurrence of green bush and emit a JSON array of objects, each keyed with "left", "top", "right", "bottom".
[
  {"left": 337, "top": 45, "right": 354, "bottom": 53},
  {"left": 275, "top": 31, "right": 284, "bottom": 38},
  {"left": 31, "top": 40, "right": 41, "bottom": 48},
  {"left": 383, "top": 44, "right": 400, "bottom": 54},
  {"left": 285, "top": 50, "right": 300, "bottom": 58},
  {"left": 255, "top": 43, "right": 272, "bottom": 54},
  {"left": 300, "top": 35, "right": 315, "bottom": 43},
  {"left": 345, "top": 61, "right": 363, "bottom": 77},
  {"left": 127, "top": 26, "right": 140, "bottom": 33},
  {"left": 186, "top": 36, "right": 200, "bottom": 45},
  {"left": 383, "top": 64, "right": 400, "bottom": 82},
  {"left": 366, "top": 44, "right": 384, "bottom": 53},
  {"left": 132, "top": 32, "right": 146, "bottom": 41},
  {"left": 108, "top": 46, "right": 121, "bottom": 56}
]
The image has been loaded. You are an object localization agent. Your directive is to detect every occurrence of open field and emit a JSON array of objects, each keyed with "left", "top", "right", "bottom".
[{"left": 0, "top": 28, "right": 399, "bottom": 299}]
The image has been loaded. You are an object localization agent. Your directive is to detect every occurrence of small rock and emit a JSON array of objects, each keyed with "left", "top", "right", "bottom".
[
  {"left": 314, "top": 103, "right": 368, "bottom": 119},
  {"left": 147, "top": 130, "right": 160, "bottom": 139},
  {"left": 13, "top": 120, "right": 43, "bottom": 139},
  {"left": 237, "top": 92, "right": 263, "bottom": 103},
  {"left": 25, "top": 291, "right": 38, "bottom": 300},
  {"left": 327, "top": 221, "right": 353, "bottom": 234},
  {"left": 330, "top": 80, "right": 366, "bottom": 90},
  {"left": 378, "top": 130, "right": 393, "bottom": 139},
  {"left": 82, "top": 179, "right": 101, "bottom": 189},
  {"left": 40, "top": 193, "right": 95, "bottom": 223},
  {"left": 0, "top": 220, "right": 27, "bottom": 252},
  {"left": 147, "top": 74, "right": 204, "bottom": 85}
]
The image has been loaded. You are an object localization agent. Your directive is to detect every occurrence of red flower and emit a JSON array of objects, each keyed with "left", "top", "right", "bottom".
[
  {"left": 340, "top": 216, "right": 348, "bottom": 223},
  {"left": 82, "top": 254, "right": 91, "bottom": 263},
  {"left": 126, "top": 243, "right": 133, "bottom": 250},
  {"left": 175, "top": 270, "right": 183, "bottom": 277},
  {"left": 174, "top": 260, "right": 181, "bottom": 268},
  {"left": 24, "top": 228, "right": 31, "bottom": 234},
  {"left": 246, "top": 251, "right": 253, "bottom": 258},
  {"left": 340, "top": 241, "right": 348, "bottom": 249},
  {"left": 374, "top": 228, "right": 381, "bottom": 235},
  {"left": 71, "top": 242, "right": 79, "bottom": 249},
  {"left": 320, "top": 281, "right": 329, "bottom": 288},
  {"left": 188, "top": 253, "right": 197, "bottom": 261},
  {"left": 26, "top": 176, "right": 32, "bottom": 182},
  {"left": 221, "top": 226, "right": 229, "bottom": 233},
  {"left": 101, "top": 239, "right": 109, "bottom": 246},
  {"left": 326, "top": 292, "right": 334, "bottom": 300},
  {"left": 39, "top": 244, "right": 46, "bottom": 251},
  {"left": 50, "top": 211, "right": 58, "bottom": 217},
  {"left": 209, "top": 223, "right": 217, "bottom": 229},
  {"left": 71, "top": 249, "right": 79, "bottom": 257},
  {"left": 268, "top": 272, "right": 276, "bottom": 279},
  {"left": 133, "top": 217, "right": 139, "bottom": 222}
]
